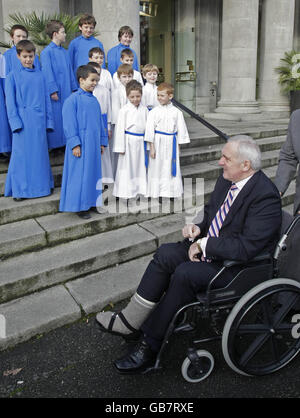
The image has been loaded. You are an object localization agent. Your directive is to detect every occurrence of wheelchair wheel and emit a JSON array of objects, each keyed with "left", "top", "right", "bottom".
[
  {"left": 181, "top": 350, "right": 214, "bottom": 383},
  {"left": 222, "top": 279, "right": 300, "bottom": 376}
]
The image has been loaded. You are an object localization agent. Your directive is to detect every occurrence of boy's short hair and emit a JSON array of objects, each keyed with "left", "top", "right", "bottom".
[
  {"left": 142, "top": 63, "right": 159, "bottom": 76},
  {"left": 121, "top": 48, "right": 134, "bottom": 59},
  {"left": 16, "top": 40, "right": 36, "bottom": 55},
  {"left": 117, "top": 64, "right": 134, "bottom": 78},
  {"left": 10, "top": 24, "right": 28, "bottom": 38},
  {"left": 87, "top": 61, "right": 101, "bottom": 70},
  {"left": 45, "top": 20, "right": 64, "bottom": 39},
  {"left": 76, "top": 65, "right": 98, "bottom": 83},
  {"left": 118, "top": 25, "right": 133, "bottom": 41},
  {"left": 157, "top": 82, "right": 174, "bottom": 95},
  {"left": 79, "top": 14, "right": 96, "bottom": 28},
  {"left": 88, "top": 47, "right": 104, "bottom": 58},
  {"left": 126, "top": 80, "right": 143, "bottom": 96}
]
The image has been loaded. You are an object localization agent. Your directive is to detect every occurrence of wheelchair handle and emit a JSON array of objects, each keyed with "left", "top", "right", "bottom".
[{"left": 274, "top": 214, "right": 300, "bottom": 260}]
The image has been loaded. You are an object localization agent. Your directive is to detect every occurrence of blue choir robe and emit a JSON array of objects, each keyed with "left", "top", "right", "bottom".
[
  {"left": 59, "top": 88, "right": 108, "bottom": 212},
  {"left": 4, "top": 66, "right": 54, "bottom": 198},
  {"left": 40, "top": 42, "right": 77, "bottom": 149},
  {"left": 0, "top": 55, "right": 11, "bottom": 153},
  {"left": 107, "top": 43, "right": 139, "bottom": 75},
  {"left": 3, "top": 45, "right": 41, "bottom": 75},
  {"left": 68, "top": 35, "right": 106, "bottom": 78}
]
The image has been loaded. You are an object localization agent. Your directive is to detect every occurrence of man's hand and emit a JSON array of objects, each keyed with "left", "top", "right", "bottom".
[
  {"left": 182, "top": 223, "right": 200, "bottom": 240},
  {"left": 188, "top": 242, "right": 201, "bottom": 262}
]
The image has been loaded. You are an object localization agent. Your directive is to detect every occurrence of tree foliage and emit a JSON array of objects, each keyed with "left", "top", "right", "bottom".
[{"left": 0, "top": 12, "right": 98, "bottom": 54}]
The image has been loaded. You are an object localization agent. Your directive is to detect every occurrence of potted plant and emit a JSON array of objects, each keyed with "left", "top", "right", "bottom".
[{"left": 275, "top": 50, "right": 300, "bottom": 113}]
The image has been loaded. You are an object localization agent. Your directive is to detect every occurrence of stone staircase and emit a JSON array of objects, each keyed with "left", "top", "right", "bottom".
[{"left": 0, "top": 118, "right": 295, "bottom": 350}]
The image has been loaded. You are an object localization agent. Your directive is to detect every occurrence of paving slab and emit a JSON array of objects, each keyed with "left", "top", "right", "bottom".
[
  {"left": 66, "top": 254, "right": 154, "bottom": 315},
  {"left": 0, "top": 285, "right": 81, "bottom": 351}
]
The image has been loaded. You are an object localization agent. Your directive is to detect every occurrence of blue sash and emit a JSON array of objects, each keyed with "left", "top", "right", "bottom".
[
  {"left": 155, "top": 130, "right": 178, "bottom": 176},
  {"left": 102, "top": 113, "right": 108, "bottom": 140},
  {"left": 124, "top": 130, "right": 148, "bottom": 168}
]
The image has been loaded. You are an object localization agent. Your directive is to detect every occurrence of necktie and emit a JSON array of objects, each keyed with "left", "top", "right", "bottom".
[{"left": 202, "top": 183, "right": 238, "bottom": 261}]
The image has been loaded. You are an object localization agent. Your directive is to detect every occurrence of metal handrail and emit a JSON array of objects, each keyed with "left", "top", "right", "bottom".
[{"left": 172, "top": 98, "right": 229, "bottom": 142}]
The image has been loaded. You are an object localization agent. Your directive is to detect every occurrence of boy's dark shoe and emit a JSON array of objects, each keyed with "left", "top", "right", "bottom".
[
  {"left": 13, "top": 198, "right": 25, "bottom": 202},
  {"left": 77, "top": 211, "right": 91, "bottom": 219},
  {"left": 114, "top": 340, "right": 156, "bottom": 374}
]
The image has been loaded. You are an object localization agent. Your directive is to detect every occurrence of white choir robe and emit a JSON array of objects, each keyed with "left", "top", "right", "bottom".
[
  {"left": 112, "top": 70, "right": 143, "bottom": 90},
  {"left": 111, "top": 84, "right": 128, "bottom": 177},
  {"left": 142, "top": 82, "right": 159, "bottom": 109},
  {"left": 99, "top": 69, "right": 114, "bottom": 96},
  {"left": 93, "top": 83, "right": 114, "bottom": 184},
  {"left": 144, "top": 103, "right": 190, "bottom": 198},
  {"left": 113, "top": 102, "right": 148, "bottom": 199}
]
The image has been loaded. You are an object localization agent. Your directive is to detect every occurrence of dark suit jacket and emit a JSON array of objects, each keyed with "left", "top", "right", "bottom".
[
  {"left": 196, "top": 170, "right": 282, "bottom": 262},
  {"left": 274, "top": 109, "right": 300, "bottom": 215}
]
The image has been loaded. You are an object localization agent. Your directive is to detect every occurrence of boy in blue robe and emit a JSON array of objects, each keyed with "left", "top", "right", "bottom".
[
  {"left": 0, "top": 53, "right": 11, "bottom": 158},
  {"left": 107, "top": 25, "right": 139, "bottom": 76},
  {"left": 59, "top": 65, "right": 108, "bottom": 219},
  {"left": 4, "top": 25, "right": 41, "bottom": 75},
  {"left": 4, "top": 40, "right": 54, "bottom": 201},
  {"left": 68, "top": 14, "right": 105, "bottom": 82},
  {"left": 40, "top": 20, "right": 77, "bottom": 150}
]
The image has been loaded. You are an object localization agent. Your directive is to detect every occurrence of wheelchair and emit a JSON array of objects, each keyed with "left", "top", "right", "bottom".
[{"left": 147, "top": 212, "right": 300, "bottom": 383}]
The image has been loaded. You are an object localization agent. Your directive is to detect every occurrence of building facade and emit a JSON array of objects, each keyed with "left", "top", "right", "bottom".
[{"left": 1, "top": 0, "right": 300, "bottom": 119}]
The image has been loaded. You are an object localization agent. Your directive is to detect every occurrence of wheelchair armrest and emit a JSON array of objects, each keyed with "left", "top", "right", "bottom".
[{"left": 223, "top": 253, "right": 272, "bottom": 268}]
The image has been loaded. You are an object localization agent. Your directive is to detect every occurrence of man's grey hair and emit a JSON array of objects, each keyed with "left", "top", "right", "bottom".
[{"left": 228, "top": 135, "right": 262, "bottom": 171}]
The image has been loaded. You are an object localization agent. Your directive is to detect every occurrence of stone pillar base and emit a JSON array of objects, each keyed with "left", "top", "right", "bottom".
[{"left": 215, "top": 100, "right": 261, "bottom": 114}]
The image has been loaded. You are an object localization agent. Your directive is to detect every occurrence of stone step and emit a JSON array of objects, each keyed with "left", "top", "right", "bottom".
[
  {"left": 0, "top": 147, "right": 281, "bottom": 225},
  {"left": 0, "top": 223, "right": 158, "bottom": 304},
  {"left": 0, "top": 196, "right": 295, "bottom": 351},
  {"left": 1, "top": 162, "right": 292, "bottom": 260},
  {"left": 181, "top": 148, "right": 280, "bottom": 181},
  {"left": 0, "top": 135, "right": 285, "bottom": 194},
  {"left": 182, "top": 125, "right": 288, "bottom": 149},
  {"left": 180, "top": 135, "right": 285, "bottom": 166},
  {"left": 0, "top": 198, "right": 164, "bottom": 260}
]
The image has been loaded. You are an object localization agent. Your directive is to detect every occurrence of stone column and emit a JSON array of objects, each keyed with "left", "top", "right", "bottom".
[
  {"left": 1, "top": 0, "right": 60, "bottom": 43},
  {"left": 92, "top": 0, "right": 140, "bottom": 64},
  {"left": 258, "top": 0, "right": 295, "bottom": 114},
  {"left": 215, "top": 0, "right": 260, "bottom": 116},
  {"left": 174, "top": 0, "right": 196, "bottom": 110}
]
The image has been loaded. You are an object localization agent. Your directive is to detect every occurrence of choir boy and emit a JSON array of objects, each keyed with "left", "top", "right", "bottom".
[{"left": 59, "top": 65, "right": 107, "bottom": 219}]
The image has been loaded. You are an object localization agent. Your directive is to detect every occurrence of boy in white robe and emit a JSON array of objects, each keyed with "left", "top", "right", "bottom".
[
  {"left": 89, "top": 47, "right": 114, "bottom": 96},
  {"left": 145, "top": 82, "right": 190, "bottom": 198},
  {"left": 112, "top": 49, "right": 143, "bottom": 90},
  {"left": 141, "top": 63, "right": 159, "bottom": 110},
  {"left": 111, "top": 64, "right": 134, "bottom": 177},
  {"left": 88, "top": 61, "right": 114, "bottom": 186},
  {"left": 113, "top": 80, "right": 148, "bottom": 200}
]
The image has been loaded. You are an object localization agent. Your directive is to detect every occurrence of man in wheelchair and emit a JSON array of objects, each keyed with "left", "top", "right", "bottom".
[{"left": 96, "top": 135, "right": 282, "bottom": 374}]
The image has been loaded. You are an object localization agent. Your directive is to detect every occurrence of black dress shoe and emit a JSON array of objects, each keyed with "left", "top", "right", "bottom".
[
  {"left": 114, "top": 340, "right": 156, "bottom": 374},
  {"left": 77, "top": 211, "right": 91, "bottom": 219},
  {"left": 13, "top": 197, "right": 25, "bottom": 202}
]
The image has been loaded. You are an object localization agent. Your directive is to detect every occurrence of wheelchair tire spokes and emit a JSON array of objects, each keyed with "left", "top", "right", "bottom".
[{"left": 222, "top": 279, "right": 300, "bottom": 376}]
